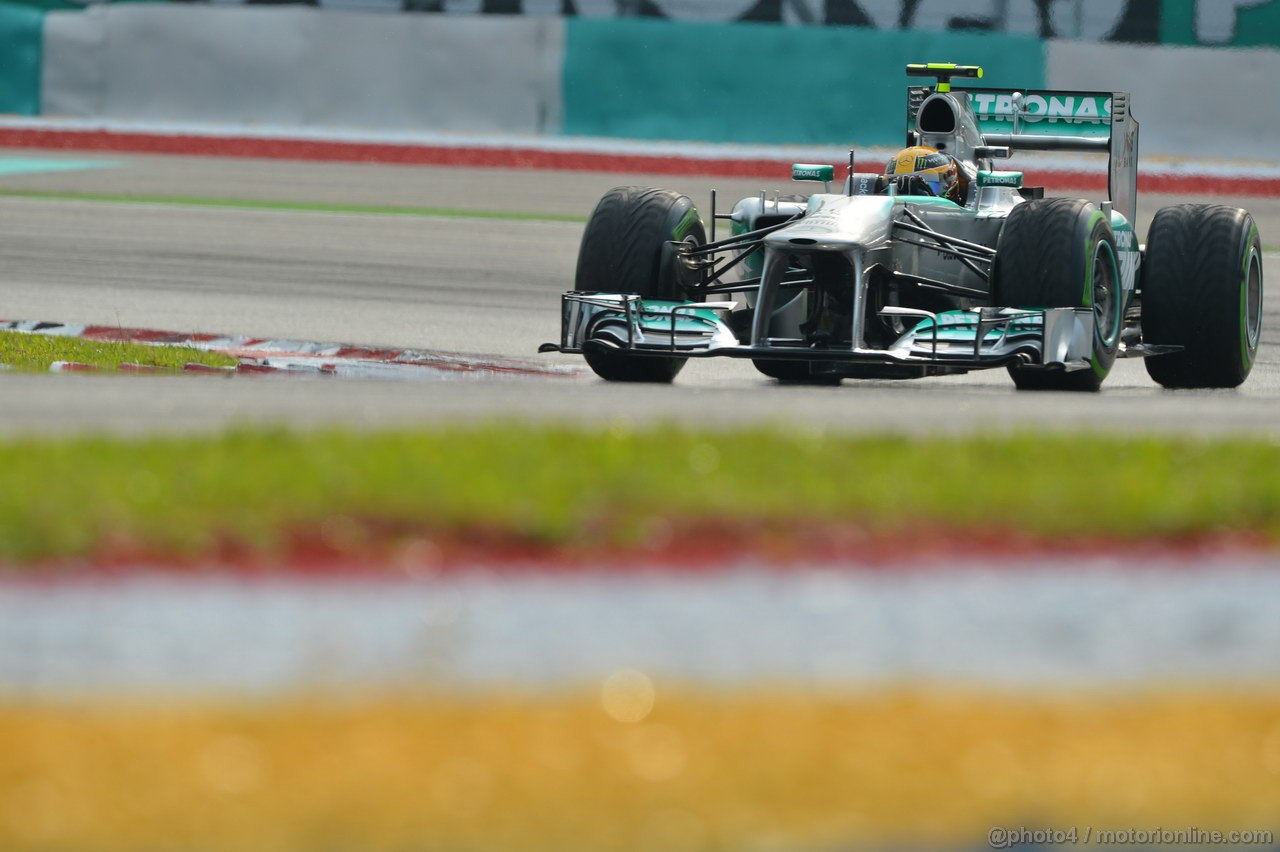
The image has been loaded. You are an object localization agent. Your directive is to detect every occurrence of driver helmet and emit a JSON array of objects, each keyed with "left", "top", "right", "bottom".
[{"left": 884, "top": 146, "right": 961, "bottom": 202}]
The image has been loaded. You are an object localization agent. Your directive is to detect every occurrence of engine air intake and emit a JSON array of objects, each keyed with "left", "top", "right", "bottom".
[{"left": 918, "top": 96, "right": 958, "bottom": 134}]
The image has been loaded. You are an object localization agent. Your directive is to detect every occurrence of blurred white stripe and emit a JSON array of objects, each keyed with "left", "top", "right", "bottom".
[{"left": 2, "top": 558, "right": 1279, "bottom": 697}]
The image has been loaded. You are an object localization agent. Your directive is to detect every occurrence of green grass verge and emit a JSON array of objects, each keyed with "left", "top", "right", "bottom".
[
  {"left": 0, "top": 330, "right": 238, "bottom": 373},
  {"left": 0, "top": 189, "right": 588, "bottom": 224},
  {"left": 1, "top": 425, "right": 1278, "bottom": 563}
]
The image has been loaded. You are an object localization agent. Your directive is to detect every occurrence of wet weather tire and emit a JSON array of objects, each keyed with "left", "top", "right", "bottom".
[
  {"left": 1141, "top": 204, "right": 1263, "bottom": 389},
  {"left": 574, "top": 186, "right": 705, "bottom": 383},
  {"left": 993, "top": 198, "right": 1121, "bottom": 392}
]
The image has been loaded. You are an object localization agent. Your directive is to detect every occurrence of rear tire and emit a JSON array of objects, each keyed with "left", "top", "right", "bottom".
[
  {"left": 575, "top": 186, "right": 705, "bottom": 383},
  {"left": 993, "top": 198, "right": 1121, "bottom": 392},
  {"left": 1141, "top": 204, "right": 1263, "bottom": 389}
]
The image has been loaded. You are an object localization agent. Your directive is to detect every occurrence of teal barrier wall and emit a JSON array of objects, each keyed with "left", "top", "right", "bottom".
[
  {"left": 562, "top": 19, "right": 1045, "bottom": 147},
  {"left": 0, "top": 2, "right": 42, "bottom": 115}
]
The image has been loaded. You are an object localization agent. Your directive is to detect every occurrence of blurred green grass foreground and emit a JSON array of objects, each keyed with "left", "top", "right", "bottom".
[
  {"left": 0, "top": 330, "right": 237, "bottom": 373},
  {"left": 2, "top": 425, "right": 1279, "bottom": 565}
]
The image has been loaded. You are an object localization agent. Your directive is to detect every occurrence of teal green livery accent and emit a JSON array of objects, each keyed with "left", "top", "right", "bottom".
[
  {"left": 970, "top": 93, "right": 1113, "bottom": 139},
  {"left": 1109, "top": 213, "right": 1135, "bottom": 243},
  {"left": 893, "top": 196, "right": 961, "bottom": 207},
  {"left": 792, "top": 164, "right": 834, "bottom": 183},
  {"left": 635, "top": 301, "right": 724, "bottom": 332},
  {"left": 1108, "top": 209, "right": 1138, "bottom": 299},
  {"left": 977, "top": 170, "right": 1024, "bottom": 188},
  {"left": 909, "top": 310, "right": 1041, "bottom": 342}
]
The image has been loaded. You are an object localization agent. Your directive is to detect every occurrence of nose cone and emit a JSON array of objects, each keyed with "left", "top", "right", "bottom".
[{"left": 764, "top": 195, "right": 897, "bottom": 252}]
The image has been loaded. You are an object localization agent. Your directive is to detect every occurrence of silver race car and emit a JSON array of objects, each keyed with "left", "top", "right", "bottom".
[{"left": 542, "top": 63, "right": 1263, "bottom": 390}]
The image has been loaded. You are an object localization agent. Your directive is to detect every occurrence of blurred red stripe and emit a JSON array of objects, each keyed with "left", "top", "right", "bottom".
[{"left": 3, "top": 127, "right": 1277, "bottom": 196}]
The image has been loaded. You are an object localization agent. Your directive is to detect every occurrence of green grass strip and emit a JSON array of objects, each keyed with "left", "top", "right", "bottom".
[
  {"left": 0, "top": 330, "right": 237, "bottom": 373},
  {"left": 1, "top": 425, "right": 1278, "bottom": 563},
  {"left": 0, "top": 189, "right": 588, "bottom": 224}
]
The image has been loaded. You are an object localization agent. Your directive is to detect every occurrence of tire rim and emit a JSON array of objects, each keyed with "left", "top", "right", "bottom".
[
  {"left": 668, "top": 232, "right": 705, "bottom": 300},
  {"left": 1093, "top": 239, "right": 1121, "bottom": 349},
  {"left": 1245, "top": 245, "right": 1263, "bottom": 350}
]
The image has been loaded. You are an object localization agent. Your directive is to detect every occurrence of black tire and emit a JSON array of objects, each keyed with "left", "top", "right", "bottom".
[
  {"left": 1141, "top": 204, "right": 1263, "bottom": 389},
  {"left": 993, "top": 198, "right": 1122, "bottom": 392},
  {"left": 574, "top": 186, "right": 705, "bottom": 383}
]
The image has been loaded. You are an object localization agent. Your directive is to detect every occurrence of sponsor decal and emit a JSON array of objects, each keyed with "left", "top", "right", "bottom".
[
  {"left": 792, "top": 163, "right": 834, "bottom": 182},
  {"left": 852, "top": 174, "right": 879, "bottom": 195},
  {"left": 970, "top": 93, "right": 1113, "bottom": 127},
  {"left": 978, "top": 170, "right": 1023, "bottom": 188},
  {"left": 920, "top": 311, "right": 1041, "bottom": 329},
  {"left": 1113, "top": 225, "right": 1138, "bottom": 293}
]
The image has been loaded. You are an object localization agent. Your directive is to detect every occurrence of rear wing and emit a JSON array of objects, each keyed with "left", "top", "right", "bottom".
[{"left": 907, "top": 83, "right": 1140, "bottom": 224}]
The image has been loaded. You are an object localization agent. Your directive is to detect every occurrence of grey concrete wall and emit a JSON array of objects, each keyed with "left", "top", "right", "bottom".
[
  {"left": 39, "top": 5, "right": 1280, "bottom": 160},
  {"left": 42, "top": 6, "right": 565, "bottom": 135},
  {"left": 40, "top": 5, "right": 107, "bottom": 119},
  {"left": 1047, "top": 39, "right": 1280, "bottom": 160}
]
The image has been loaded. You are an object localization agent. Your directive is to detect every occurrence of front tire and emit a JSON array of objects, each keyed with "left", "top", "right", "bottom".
[
  {"left": 993, "top": 198, "right": 1121, "bottom": 392},
  {"left": 1141, "top": 204, "right": 1263, "bottom": 389},
  {"left": 574, "top": 186, "right": 705, "bottom": 383}
]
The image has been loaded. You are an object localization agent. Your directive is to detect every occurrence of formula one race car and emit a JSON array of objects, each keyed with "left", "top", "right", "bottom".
[{"left": 541, "top": 63, "right": 1264, "bottom": 390}]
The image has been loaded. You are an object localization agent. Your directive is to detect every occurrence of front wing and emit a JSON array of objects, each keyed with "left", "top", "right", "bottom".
[{"left": 540, "top": 293, "right": 1100, "bottom": 376}]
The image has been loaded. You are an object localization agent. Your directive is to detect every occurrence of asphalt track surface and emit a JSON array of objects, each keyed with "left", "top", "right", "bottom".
[{"left": 2, "top": 149, "right": 1279, "bottom": 437}]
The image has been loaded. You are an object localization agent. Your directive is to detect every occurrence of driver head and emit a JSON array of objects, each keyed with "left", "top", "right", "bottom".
[{"left": 884, "top": 146, "right": 960, "bottom": 201}]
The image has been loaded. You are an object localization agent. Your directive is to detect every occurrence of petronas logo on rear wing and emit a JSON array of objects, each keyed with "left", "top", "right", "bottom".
[
  {"left": 972, "top": 93, "right": 1112, "bottom": 125},
  {"left": 965, "top": 90, "right": 1115, "bottom": 138}
]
